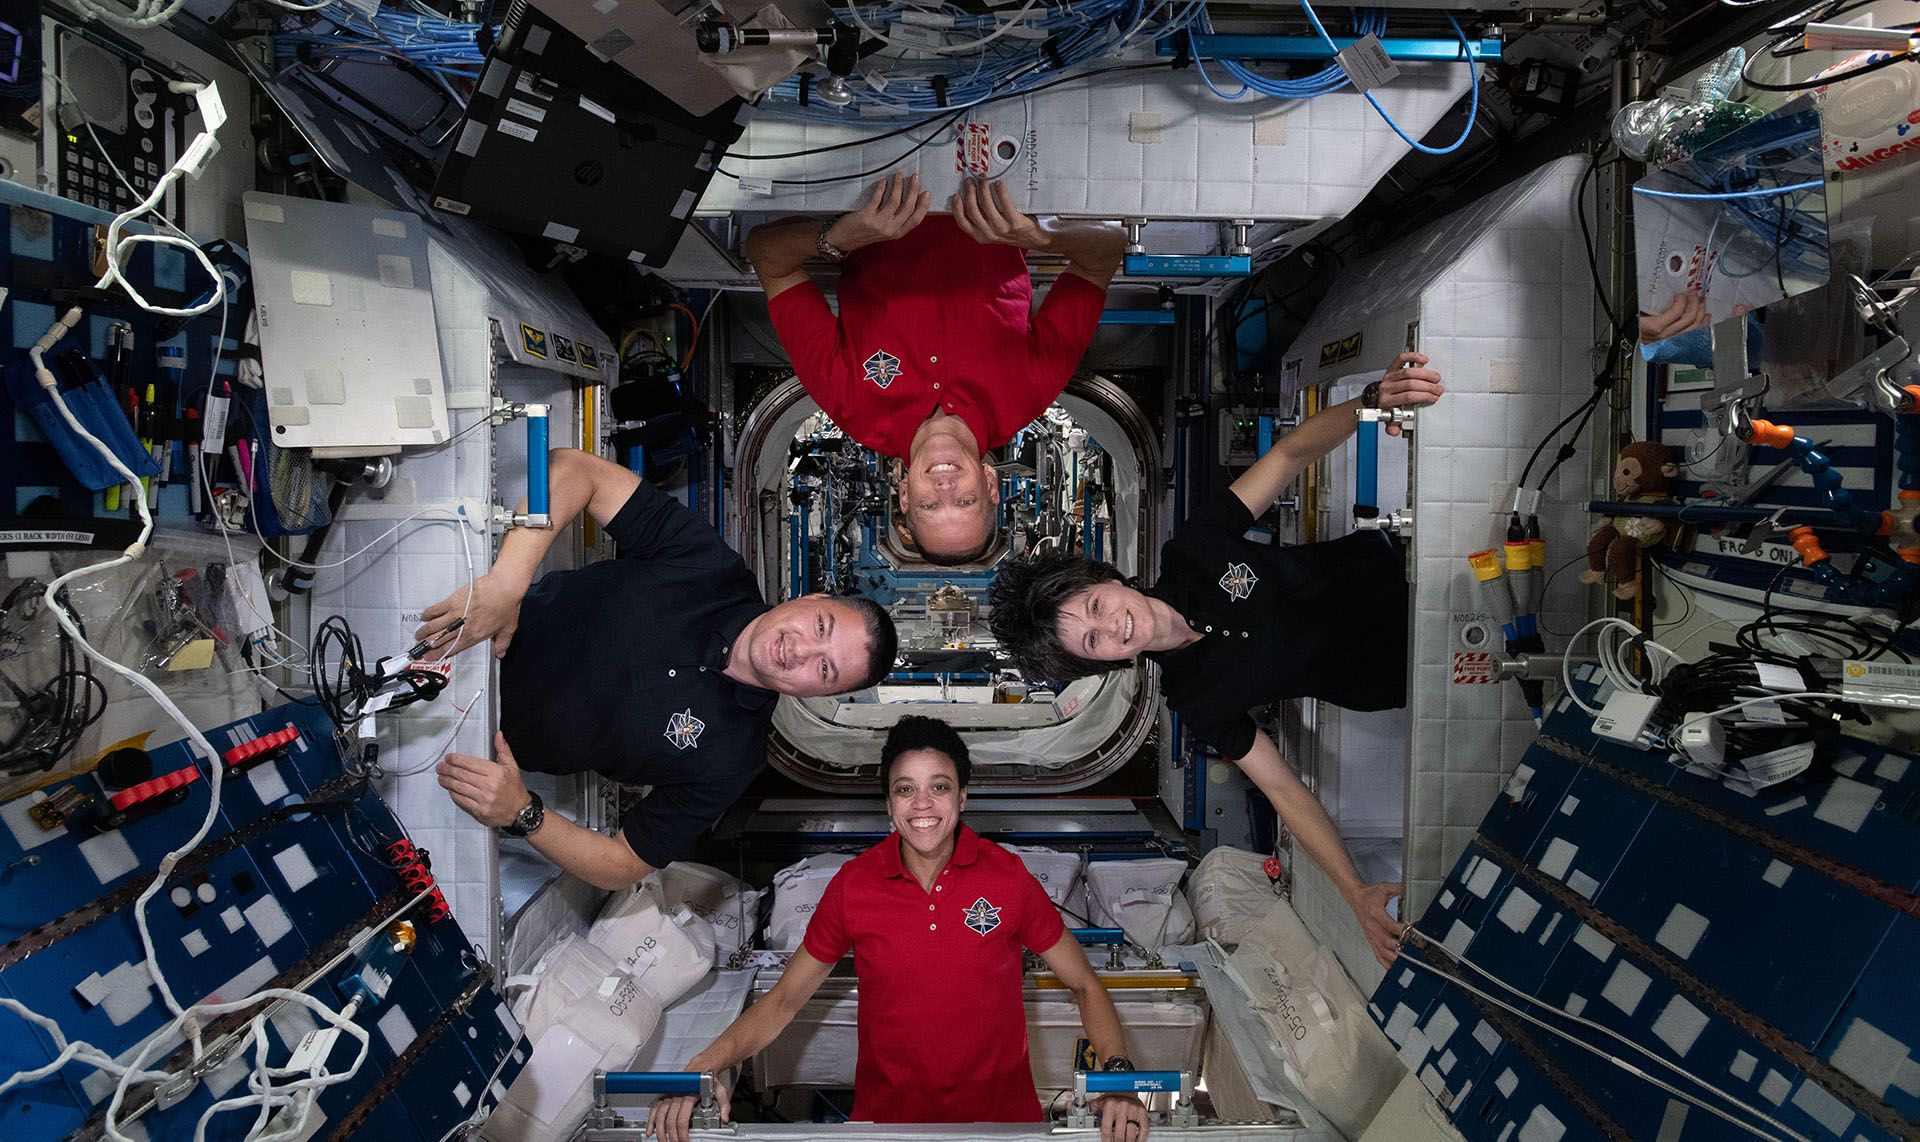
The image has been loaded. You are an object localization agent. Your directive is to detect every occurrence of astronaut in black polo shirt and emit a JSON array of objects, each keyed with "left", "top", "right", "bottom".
[
  {"left": 989, "top": 354, "right": 1443, "bottom": 968},
  {"left": 412, "top": 449, "right": 897, "bottom": 889}
]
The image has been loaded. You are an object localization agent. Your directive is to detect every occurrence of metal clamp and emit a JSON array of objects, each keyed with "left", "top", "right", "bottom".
[
  {"left": 1228, "top": 219, "right": 1254, "bottom": 259},
  {"left": 1354, "top": 508, "right": 1414, "bottom": 537},
  {"left": 1357, "top": 406, "right": 1416, "bottom": 428},
  {"left": 1067, "top": 1070, "right": 1197, "bottom": 1130},
  {"left": 1071, "top": 926, "right": 1127, "bottom": 971}
]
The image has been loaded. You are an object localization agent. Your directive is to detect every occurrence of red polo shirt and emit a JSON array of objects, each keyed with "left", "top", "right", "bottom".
[
  {"left": 767, "top": 214, "right": 1108, "bottom": 459},
  {"left": 802, "top": 824, "right": 1067, "bottom": 1123}
]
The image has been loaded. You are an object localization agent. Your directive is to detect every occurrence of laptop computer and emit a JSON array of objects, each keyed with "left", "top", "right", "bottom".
[{"left": 431, "top": 0, "right": 749, "bottom": 268}]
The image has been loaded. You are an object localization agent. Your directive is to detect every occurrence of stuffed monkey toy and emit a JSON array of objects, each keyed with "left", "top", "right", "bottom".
[{"left": 1580, "top": 441, "right": 1679, "bottom": 600}]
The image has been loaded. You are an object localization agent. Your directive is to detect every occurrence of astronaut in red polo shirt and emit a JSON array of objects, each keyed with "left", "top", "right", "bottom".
[
  {"left": 648, "top": 716, "right": 1150, "bottom": 1141},
  {"left": 745, "top": 174, "right": 1126, "bottom": 563}
]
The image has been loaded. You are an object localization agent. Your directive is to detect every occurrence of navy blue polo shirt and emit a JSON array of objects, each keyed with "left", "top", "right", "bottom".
[
  {"left": 500, "top": 481, "right": 774, "bottom": 868},
  {"left": 1145, "top": 491, "right": 1408, "bottom": 760}
]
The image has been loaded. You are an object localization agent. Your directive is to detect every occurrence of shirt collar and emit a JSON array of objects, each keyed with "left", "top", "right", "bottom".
[
  {"left": 879, "top": 822, "right": 981, "bottom": 879},
  {"left": 713, "top": 602, "right": 777, "bottom": 710}
]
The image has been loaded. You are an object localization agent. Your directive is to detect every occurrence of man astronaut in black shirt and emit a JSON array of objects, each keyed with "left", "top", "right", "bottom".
[
  {"left": 413, "top": 448, "right": 896, "bottom": 889},
  {"left": 990, "top": 354, "right": 1443, "bottom": 967}
]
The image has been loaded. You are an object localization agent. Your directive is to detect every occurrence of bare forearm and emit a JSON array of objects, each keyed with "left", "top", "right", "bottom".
[
  {"left": 744, "top": 217, "right": 820, "bottom": 285},
  {"left": 1230, "top": 397, "right": 1362, "bottom": 515},
  {"left": 688, "top": 999, "right": 799, "bottom": 1075},
  {"left": 1042, "top": 220, "right": 1125, "bottom": 285},
  {"left": 1071, "top": 983, "right": 1130, "bottom": 1062},
  {"left": 493, "top": 448, "right": 636, "bottom": 587},
  {"left": 1262, "top": 759, "right": 1367, "bottom": 902},
  {"left": 526, "top": 812, "right": 653, "bottom": 891}
]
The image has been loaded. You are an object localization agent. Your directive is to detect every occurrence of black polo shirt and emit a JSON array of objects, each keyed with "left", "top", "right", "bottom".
[
  {"left": 1143, "top": 491, "right": 1407, "bottom": 760},
  {"left": 500, "top": 481, "right": 775, "bottom": 868}
]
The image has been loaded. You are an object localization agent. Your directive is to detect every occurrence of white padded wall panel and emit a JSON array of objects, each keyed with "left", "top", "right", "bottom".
[
  {"left": 694, "top": 55, "right": 1471, "bottom": 219},
  {"left": 1279, "top": 156, "right": 1597, "bottom": 933},
  {"left": 306, "top": 225, "right": 605, "bottom": 956}
]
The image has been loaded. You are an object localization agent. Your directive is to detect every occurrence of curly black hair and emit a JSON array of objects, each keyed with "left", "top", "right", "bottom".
[
  {"left": 986, "top": 551, "right": 1131, "bottom": 684},
  {"left": 880, "top": 714, "right": 971, "bottom": 794}
]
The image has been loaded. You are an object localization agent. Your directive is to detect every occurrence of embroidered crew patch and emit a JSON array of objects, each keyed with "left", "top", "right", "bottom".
[
  {"left": 863, "top": 349, "right": 902, "bottom": 389},
  {"left": 963, "top": 897, "right": 1002, "bottom": 935},
  {"left": 1220, "top": 562, "right": 1258, "bottom": 600},
  {"left": 664, "top": 708, "right": 706, "bottom": 750}
]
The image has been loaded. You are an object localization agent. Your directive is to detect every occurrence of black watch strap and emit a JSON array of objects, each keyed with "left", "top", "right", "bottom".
[
  {"left": 1361, "top": 379, "right": 1382, "bottom": 409},
  {"left": 502, "top": 789, "right": 545, "bottom": 838}
]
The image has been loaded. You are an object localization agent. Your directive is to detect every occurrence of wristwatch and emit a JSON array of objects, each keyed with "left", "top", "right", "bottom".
[
  {"left": 816, "top": 219, "right": 850, "bottom": 263},
  {"left": 1101, "top": 1055, "right": 1136, "bottom": 1072},
  {"left": 1360, "top": 379, "right": 1383, "bottom": 410},
  {"left": 501, "top": 789, "right": 546, "bottom": 838}
]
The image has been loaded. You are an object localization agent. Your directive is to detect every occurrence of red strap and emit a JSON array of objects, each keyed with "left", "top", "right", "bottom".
[
  {"left": 110, "top": 765, "right": 202, "bottom": 812},
  {"left": 223, "top": 725, "right": 300, "bottom": 768}
]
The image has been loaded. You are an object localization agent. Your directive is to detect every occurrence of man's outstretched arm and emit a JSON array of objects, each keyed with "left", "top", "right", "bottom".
[
  {"left": 950, "top": 178, "right": 1125, "bottom": 289},
  {"left": 414, "top": 448, "right": 638, "bottom": 658},
  {"left": 744, "top": 173, "right": 932, "bottom": 301},
  {"left": 438, "top": 731, "right": 656, "bottom": 890}
]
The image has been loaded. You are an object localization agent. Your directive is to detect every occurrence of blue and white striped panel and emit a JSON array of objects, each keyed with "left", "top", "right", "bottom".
[{"left": 1657, "top": 406, "right": 1892, "bottom": 511}]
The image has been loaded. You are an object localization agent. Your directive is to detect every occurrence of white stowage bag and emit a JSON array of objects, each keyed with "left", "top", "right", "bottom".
[
  {"left": 1225, "top": 897, "right": 1402, "bottom": 1138},
  {"left": 484, "top": 887, "right": 717, "bottom": 1142},
  {"left": 1188, "top": 846, "right": 1284, "bottom": 947},
  {"left": 765, "top": 854, "right": 854, "bottom": 951},
  {"left": 589, "top": 880, "right": 720, "bottom": 994},
  {"left": 482, "top": 937, "right": 661, "bottom": 1142},
  {"left": 1085, "top": 858, "right": 1196, "bottom": 951},
  {"left": 1006, "top": 845, "right": 1086, "bottom": 925},
  {"left": 651, "top": 862, "right": 765, "bottom": 963}
]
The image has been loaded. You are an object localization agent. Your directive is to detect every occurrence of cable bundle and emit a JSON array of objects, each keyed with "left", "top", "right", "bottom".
[
  {"left": 310, "top": 615, "right": 448, "bottom": 728},
  {"left": 0, "top": 580, "right": 107, "bottom": 778}
]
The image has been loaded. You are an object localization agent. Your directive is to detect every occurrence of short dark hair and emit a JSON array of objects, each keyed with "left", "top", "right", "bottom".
[
  {"left": 843, "top": 595, "right": 898, "bottom": 692},
  {"left": 986, "top": 551, "right": 1131, "bottom": 683},
  {"left": 913, "top": 533, "right": 996, "bottom": 566},
  {"left": 880, "top": 714, "right": 971, "bottom": 794}
]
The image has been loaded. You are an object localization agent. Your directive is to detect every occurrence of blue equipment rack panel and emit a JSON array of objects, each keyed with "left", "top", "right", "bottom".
[
  {"left": 0, "top": 701, "right": 527, "bottom": 1139},
  {"left": 1371, "top": 679, "right": 1920, "bottom": 1142}
]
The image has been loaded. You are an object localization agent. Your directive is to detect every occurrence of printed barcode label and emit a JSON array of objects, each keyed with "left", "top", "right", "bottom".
[
  {"left": 1337, "top": 34, "right": 1403, "bottom": 93},
  {"left": 1840, "top": 660, "right": 1920, "bottom": 709}
]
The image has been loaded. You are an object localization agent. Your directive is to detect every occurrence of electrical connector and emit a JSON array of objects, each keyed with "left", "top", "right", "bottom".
[
  {"left": 1675, "top": 718, "right": 1726, "bottom": 770},
  {"left": 1593, "top": 690, "right": 1662, "bottom": 749}
]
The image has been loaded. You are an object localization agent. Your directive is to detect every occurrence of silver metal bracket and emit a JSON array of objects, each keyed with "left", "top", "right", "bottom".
[
  {"left": 1355, "top": 509, "right": 1414, "bottom": 537},
  {"left": 1358, "top": 407, "right": 1416, "bottom": 430}
]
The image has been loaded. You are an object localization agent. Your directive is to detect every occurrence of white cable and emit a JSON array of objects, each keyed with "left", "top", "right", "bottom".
[
  {"left": 84, "top": 119, "right": 226, "bottom": 318},
  {"left": 1562, "top": 617, "right": 1680, "bottom": 715},
  {"left": 3, "top": 89, "right": 363, "bottom": 1138},
  {"left": 1399, "top": 937, "right": 1807, "bottom": 1142},
  {"left": 103, "top": 883, "right": 437, "bottom": 1139},
  {"left": 843, "top": 0, "right": 1043, "bottom": 56},
  {"left": 64, "top": 0, "right": 189, "bottom": 30},
  {"left": 385, "top": 686, "right": 486, "bottom": 777},
  {"left": 0, "top": 999, "right": 171, "bottom": 1096}
]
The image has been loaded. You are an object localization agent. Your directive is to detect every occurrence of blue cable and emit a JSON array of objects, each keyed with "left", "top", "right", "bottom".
[
  {"left": 1632, "top": 179, "right": 1826, "bottom": 200},
  {"left": 1296, "top": 0, "right": 1477, "bottom": 154}
]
